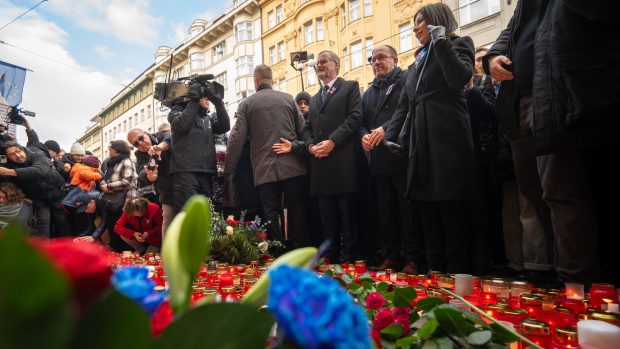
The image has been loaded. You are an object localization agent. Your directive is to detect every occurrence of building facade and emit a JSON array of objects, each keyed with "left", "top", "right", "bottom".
[
  {"left": 259, "top": 0, "right": 439, "bottom": 97},
  {"left": 85, "top": 0, "right": 262, "bottom": 158},
  {"left": 76, "top": 123, "right": 102, "bottom": 159}
]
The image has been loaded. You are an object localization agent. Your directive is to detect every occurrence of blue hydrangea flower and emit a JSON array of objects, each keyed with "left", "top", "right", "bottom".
[
  {"left": 112, "top": 266, "right": 167, "bottom": 316},
  {"left": 267, "top": 265, "right": 371, "bottom": 349}
]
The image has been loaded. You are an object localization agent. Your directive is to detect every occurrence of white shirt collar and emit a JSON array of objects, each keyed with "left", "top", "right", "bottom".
[{"left": 323, "top": 77, "right": 338, "bottom": 90}]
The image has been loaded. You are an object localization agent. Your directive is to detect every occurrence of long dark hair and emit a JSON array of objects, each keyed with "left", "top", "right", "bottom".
[{"left": 415, "top": 3, "right": 458, "bottom": 37}]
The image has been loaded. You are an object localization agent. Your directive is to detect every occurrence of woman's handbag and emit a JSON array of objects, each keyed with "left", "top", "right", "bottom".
[{"left": 103, "top": 191, "right": 127, "bottom": 211}]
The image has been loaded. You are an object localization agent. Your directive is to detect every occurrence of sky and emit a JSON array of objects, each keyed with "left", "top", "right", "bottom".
[{"left": 0, "top": 0, "right": 231, "bottom": 149}]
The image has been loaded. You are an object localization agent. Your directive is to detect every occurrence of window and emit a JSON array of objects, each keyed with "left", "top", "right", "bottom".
[
  {"left": 123, "top": 120, "right": 127, "bottom": 132},
  {"left": 316, "top": 18, "right": 324, "bottom": 40},
  {"left": 269, "top": 46, "right": 276, "bottom": 65},
  {"left": 129, "top": 116, "right": 132, "bottom": 127},
  {"left": 212, "top": 41, "right": 226, "bottom": 61},
  {"left": 364, "top": 0, "right": 372, "bottom": 16},
  {"left": 134, "top": 113, "right": 138, "bottom": 125},
  {"left": 365, "top": 38, "right": 373, "bottom": 63},
  {"left": 190, "top": 52, "right": 205, "bottom": 70},
  {"left": 304, "top": 22, "right": 314, "bottom": 45},
  {"left": 235, "top": 21, "right": 253, "bottom": 42},
  {"left": 279, "top": 78, "right": 287, "bottom": 92},
  {"left": 172, "top": 66, "right": 184, "bottom": 79},
  {"left": 351, "top": 41, "right": 362, "bottom": 69},
  {"left": 147, "top": 105, "right": 151, "bottom": 119},
  {"left": 276, "top": 5, "right": 283, "bottom": 23},
  {"left": 278, "top": 42, "right": 285, "bottom": 61},
  {"left": 399, "top": 22, "right": 413, "bottom": 52},
  {"left": 141, "top": 109, "right": 145, "bottom": 122},
  {"left": 349, "top": 0, "right": 360, "bottom": 22},
  {"left": 341, "top": 4, "right": 346, "bottom": 27},
  {"left": 459, "top": 0, "right": 500, "bottom": 26},
  {"left": 268, "top": 10, "right": 275, "bottom": 28},
  {"left": 236, "top": 56, "right": 254, "bottom": 76},
  {"left": 215, "top": 72, "right": 227, "bottom": 91},
  {"left": 343, "top": 47, "right": 348, "bottom": 71},
  {"left": 307, "top": 68, "right": 317, "bottom": 86}
]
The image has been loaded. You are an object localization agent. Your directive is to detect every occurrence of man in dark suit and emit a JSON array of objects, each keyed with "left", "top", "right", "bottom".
[
  {"left": 225, "top": 64, "right": 307, "bottom": 244},
  {"left": 360, "top": 45, "right": 425, "bottom": 274},
  {"left": 304, "top": 50, "right": 362, "bottom": 263}
]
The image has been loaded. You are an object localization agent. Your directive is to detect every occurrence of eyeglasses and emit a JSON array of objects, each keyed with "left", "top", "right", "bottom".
[
  {"left": 131, "top": 133, "right": 146, "bottom": 147},
  {"left": 368, "top": 55, "right": 395, "bottom": 64}
]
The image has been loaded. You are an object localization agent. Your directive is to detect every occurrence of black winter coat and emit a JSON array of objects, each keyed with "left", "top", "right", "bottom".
[
  {"left": 134, "top": 131, "right": 173, "bottom": 205},
  {"left": 3, "top": 148, "right": 65, "bottom": 204},
  {"left": 386, "top": 36, "right": 476, "bottom": 202},
  {"left": 168, "top": 99, "right": 230, "bottom": 175},
  {"left": 360, "top": 67, "right": 408, "bottom": 176},
  {"left": 483, "top": 0, "right": 620, "bottom": 154},
  {"left": 304, "top": 78, "right": 363, "bottom": 195}
]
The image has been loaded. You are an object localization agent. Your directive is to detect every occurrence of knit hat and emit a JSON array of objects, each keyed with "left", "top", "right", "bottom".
[
  {"left": 81, "top": 155, "right": 100, "bottom": 169},
  {"left": 295, "top": 91, "right": 311, "bottom": 104},
  {"left": 70, "top": 142, "right": 85, "bottom": 155},
  {"left": 44, "top": 140, "right": 61, "bottom": 153}
]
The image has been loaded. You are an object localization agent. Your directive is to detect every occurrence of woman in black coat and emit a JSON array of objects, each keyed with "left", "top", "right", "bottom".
[{"left": 386, "top": 3, "right": 475, "bottom": 273}]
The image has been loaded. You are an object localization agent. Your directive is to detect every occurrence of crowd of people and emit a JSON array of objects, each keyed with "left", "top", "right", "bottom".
[{"left": 1, "top": 2, "right": 617, "bottom": 287}]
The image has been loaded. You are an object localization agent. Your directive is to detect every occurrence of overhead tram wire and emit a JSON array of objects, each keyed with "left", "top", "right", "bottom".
[{"left": 0, "top": 0, "right": 49, "bottom": 32}]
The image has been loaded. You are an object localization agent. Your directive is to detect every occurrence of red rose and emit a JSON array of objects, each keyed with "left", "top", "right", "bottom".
[
  {"left": 366, "top": 292, "right": 386, "bottom": 310},
  {"left": 395, "top": 315, "right": 410, "bottom": 335},
  {"left": 371, "top": 329, "right": 383, "bottom": 349},
  {"left": 226, "top": 219, "right": 240, "bottom": 225},
  {"left": 373, "top": 307, "right": 395, "bottom": 331},
  {"left": 255, "top": 232, "right": 267, "bottom": 240},
  {"left": 32, "top": 238, "right": 113, "bottom": 311},
  {"left": 392, "top": 307, "right": 410, "bottom": 317},
  {"left": 151, "top": 300, "right": 173, "bottom": 336}
]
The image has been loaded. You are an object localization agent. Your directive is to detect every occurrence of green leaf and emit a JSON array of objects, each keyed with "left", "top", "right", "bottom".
[
  {"left": 381, "top": 323, "right": 405, "bottom": 340},
  {"left": 461, "top": 309, "right": 488, "bottom": 327},
  {"left": 178, "top": 196, "right": 212, "bottom": 279},
  {"left": 377, "top": 282, "right": 390, "bottom": 293},
  {"left": 332, "top": 265, "right": 344, "bottom": 275},
  {"left": 71, "top": 290, "right": 152, "bottom": 349},
  {"left": 486, "top": 343, "right": 508, "bottom": 349},
  {"left": 362, "top": 280, "right": 375, "bottom": 290},
  {"left": 432, "top": 304, "right": 475, "bottom": 337},
  {"left": 393, "top": 287, "right": 417, "bottom": 308},
  {"left": 324, "top": 269, "right": 334, "bottom": 277},
  {"left": 489, "top": 322, "right": 520, "bottom": 344},
  {"left": 467, "top": 330, "right": 492, "bottom": 346},
  {"left": 155, "top": 303, "right": 274, "bottom": 349},
  {"left": 416, "top": 317, "right": 438, "bottom": 339},
  {"left": 349, "top": 282, "right": 365, "bottom": 295},
  {"left": 381, "top": 338, "right": 398, "bottom": 349},
  {"left": 421, "top": 339, "right": 439, "bottom": 349},
  {"left": 435, "top": 337, "right": 454, "bottom": 349},
  {"left": 409, "top": 310, "right": 420, "bottom": 323},
  {"left": 341, "top": 274, "right": 353, "bottom": 284},
  {"left": 0, "top": 224, "right": 74, "bottom": 349},
  {"left": 396, "top": 335, "right": 418, "bottom": 348},
  {"left": 416, "top": 297, "right": 446, "bottom": 313},
  {"left": 360, "top": 273, "right": 374, "bottom": 283}
]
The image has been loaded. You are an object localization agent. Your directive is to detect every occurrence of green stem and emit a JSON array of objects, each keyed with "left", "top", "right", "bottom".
[{"left": 440, "top": 288, "right": 544, "bottom": 349}]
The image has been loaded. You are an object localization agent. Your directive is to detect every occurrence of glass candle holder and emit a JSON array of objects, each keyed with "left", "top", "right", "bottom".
[
  {"left": 491, "top": 279, "right": 510, "bottom": 300},
  {"left": 565, "top": 282, "right": 585, "bottom": 300},
  {"left": 498, "top": 308, "right": 528, "bottom": 327},
  {"left": 511, "top": 280, "right": 531, "bottom": 299},
  {"left": 550, "top": 326, "right": 579, "bottom": 349},
  {"left": 561, "top": 297, "right": 587, "bottom": 315},
  {"left": 589, "top": 283, "right": 617, "bottom": 310},
  {"left": 355, "top": 260, "right": 366, "bottom": 274},
  {"left": 191, "top": 286, "right": 205, "bottom": 303},
  {"left": 520, "top": 294, "right": 543, "bottom": 318},
  {"left": 520, "top": 318, "right": 551, "bottom": 349},
  {"left": 455, "top": 274, "right": 474, "bottom": 296},
  {"left": 481, "top": 292, "right": 499, "bottom": 305}
]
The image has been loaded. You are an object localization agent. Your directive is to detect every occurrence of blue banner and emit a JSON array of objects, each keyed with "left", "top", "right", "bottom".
[{"left": 0, "top": 61, "right": 27, "bottom": 106}]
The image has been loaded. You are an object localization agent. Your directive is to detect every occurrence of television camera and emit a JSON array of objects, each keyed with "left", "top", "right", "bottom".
[{"left": 154, "top": 74, "right": 225, "bottom": 108}]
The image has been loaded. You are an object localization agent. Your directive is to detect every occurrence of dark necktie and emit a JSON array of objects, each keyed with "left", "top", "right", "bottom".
[{"left": 321, "top": 85, "right": 330, "bottom": 102}]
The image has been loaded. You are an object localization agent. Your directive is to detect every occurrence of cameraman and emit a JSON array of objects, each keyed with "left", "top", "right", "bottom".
[
  {"left": 127, "top": 127, "right": 173, "bottom": 234},
  {"left": 10, "top": 111, "right": 62, "bottom": 162},
  {"left": 167, "top": 82, "right": 230, "bottom": 213}
]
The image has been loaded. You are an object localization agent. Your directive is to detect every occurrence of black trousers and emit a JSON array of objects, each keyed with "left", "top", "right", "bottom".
[
  {"left": 318, "top": 192, "right": 359, "bottom": 263},
  {"left": 417, "top": 200, "right": 470, "bottom": 273},
  {"left": 373, "top": 173, "right": 425, "bottom": 263},
  {"left": 256, "top": 176, "right": 307, "bottom": 244},
  {"left": 106, "top": 209, "right": 133, "bottom": 253},
  {"left": 172, "top": 172, "right": 213, "bottom": 214}
]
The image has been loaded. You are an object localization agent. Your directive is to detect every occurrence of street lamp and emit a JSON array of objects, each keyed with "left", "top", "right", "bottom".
[{"left": 290, "top": 51, "right": 315, "bottom": 91}]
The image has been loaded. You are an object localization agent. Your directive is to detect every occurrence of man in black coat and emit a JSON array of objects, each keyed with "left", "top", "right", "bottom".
[
  {"left": 304, "top": 50, "right": 362, "bottom": 263},
  {"left": 0, "top": 142, "right": 67, "bottom": 237},
  {"left": 168, "top": 86, "right": 230, "bottom": 213},
  {"left": 127, "top": 127, "right": 173, "bottom": 234},
  {"left": 482, "top": 0, "right": 615, "bottom": 285},
  {"left": 360, "top": 45, "right": 425, "bottom": 274}
]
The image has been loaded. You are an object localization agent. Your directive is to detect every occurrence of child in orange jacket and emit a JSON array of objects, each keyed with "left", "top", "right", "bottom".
[{"left": 70, "top": 155, "right": 102, "bottom": 191}]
